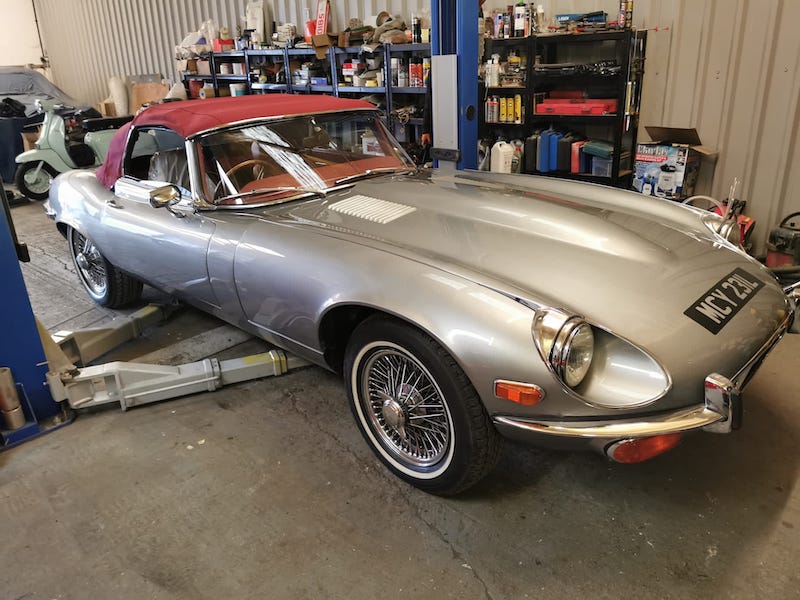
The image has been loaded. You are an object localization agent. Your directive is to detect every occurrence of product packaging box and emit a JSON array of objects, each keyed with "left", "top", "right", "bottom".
[
  {"left": 196, "top": 59, "right": 212, "bottom": 75},
  {"left": 633, "top": 127, "right": 717, "bottom": 200}
]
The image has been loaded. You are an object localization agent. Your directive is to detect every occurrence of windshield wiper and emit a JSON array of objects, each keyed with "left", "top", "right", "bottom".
[
  {"left": 220, "top": 186, "right": 327, "bottom": 203},
  {"left": 335, "top": 167, "right": 416, "bottom": 185}
]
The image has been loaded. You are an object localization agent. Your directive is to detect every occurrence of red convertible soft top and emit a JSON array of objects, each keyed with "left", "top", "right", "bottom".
[{"left": 96, "top": 95, "right": 376, "bottom": 189}]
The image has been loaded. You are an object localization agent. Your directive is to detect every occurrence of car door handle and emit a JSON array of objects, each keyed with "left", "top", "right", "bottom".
[{"left": 107, "top": 199, "right": 123, "bottom": 209}]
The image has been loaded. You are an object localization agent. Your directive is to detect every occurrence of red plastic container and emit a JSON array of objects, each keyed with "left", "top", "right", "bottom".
[{"left": 536, "top": 99, "right": 618, "bottom": 115}]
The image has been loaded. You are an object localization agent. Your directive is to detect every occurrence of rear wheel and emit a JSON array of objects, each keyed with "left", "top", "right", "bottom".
[
  {"left": 15, "top": 161, "right": 57, "bottom": 201},
  {"left": 67, "top": 226, "right": 142, "bottom": 308},
  {"left": 344, "top": 317, "right": 502, "bottom": 495}
]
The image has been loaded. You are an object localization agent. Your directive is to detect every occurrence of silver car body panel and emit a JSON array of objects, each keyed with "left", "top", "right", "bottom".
[{"left": 47, "top": 143, "right": 791, "bottom": 448}]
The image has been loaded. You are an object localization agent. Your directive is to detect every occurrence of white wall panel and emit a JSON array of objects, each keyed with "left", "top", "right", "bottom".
[{"left": 33, "top": 0, "right": 800, "bottom": 250}]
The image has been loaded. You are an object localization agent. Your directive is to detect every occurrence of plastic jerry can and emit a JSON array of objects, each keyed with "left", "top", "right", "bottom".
[
  {"left": 490, "top": 141, "right": 514, "bottom": 173},
  {"left": 524, "top": 133, "right": 539, "bottom": 173}
]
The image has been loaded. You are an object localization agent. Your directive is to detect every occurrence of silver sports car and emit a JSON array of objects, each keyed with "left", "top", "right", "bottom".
[{"left": 45, "top": 95, "right": 794, "bottom": 495}]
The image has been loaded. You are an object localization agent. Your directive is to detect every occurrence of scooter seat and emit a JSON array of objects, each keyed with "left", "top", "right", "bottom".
[
  {"left": 81, "top": 115, "right": 133, "bottom": 132},
  {"left": 67, "top": 142, "right": 96, "bottom": 167}
]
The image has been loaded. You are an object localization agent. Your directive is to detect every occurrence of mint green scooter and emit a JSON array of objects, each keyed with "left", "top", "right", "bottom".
[{"left": 14, "top": 100, "right": 131, "bottom": 200}]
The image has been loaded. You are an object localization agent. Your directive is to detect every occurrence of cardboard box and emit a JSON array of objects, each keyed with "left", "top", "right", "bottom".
[
  {"left": 196, "top": 59, "right": 212, "bottom": 75},
  {"left": 311, "top": 33, "right": 338, "bottom": 59},
  {"left": 175, "top": 58, "right": 198, "bottom": 73},
  {"left": 96, "top": 100, "right": 117, "bottom": 117},
  {"left": 633, "top": 127, "right": 718, "bottom": 200}
]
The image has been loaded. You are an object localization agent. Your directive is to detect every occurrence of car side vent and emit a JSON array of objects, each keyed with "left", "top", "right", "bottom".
[{"left": 328, "top": 195, "right": 416, "bottom": 224}]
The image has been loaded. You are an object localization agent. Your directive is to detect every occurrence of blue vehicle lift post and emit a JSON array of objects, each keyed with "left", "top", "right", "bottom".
[
  {"left": 1, "top": 187, "right": 70, "bottom": 448},
  {"left": 431, "top": 0, "right": 478, "bottom": 170}
]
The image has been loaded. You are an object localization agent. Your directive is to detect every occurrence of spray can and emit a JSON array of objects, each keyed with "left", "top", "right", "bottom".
[
  {"left": 412, "top": 58, "right": 423, "bottom": 87},
  {"left": 423, "top": 57, "right": 431, "bottom": 84},
  {"left": 514, "top": 94, "right": 522, "bottom": 124},
  {"left": 618, "top": 0, "right": 627, "bottom": 28},
  {"left": 514, "top": 2, "right": 526, "bottom": 37},
  {"left": 397, "top": 60, "right": 408, "bottom": 87},
  {"left": 411, "top": 13, "right": 422, "bottom": 43}
]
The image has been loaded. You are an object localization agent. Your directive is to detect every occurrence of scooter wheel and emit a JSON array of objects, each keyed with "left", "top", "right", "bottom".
[{"left": 15, "top": 161, "right": 58, "bottom": 201}]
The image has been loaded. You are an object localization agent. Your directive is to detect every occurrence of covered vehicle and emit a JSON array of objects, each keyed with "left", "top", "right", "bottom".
[
  {"left": 45, "top": 95, "right": 794, "bottom": 495},
  {"left": 0, "top": 67, "right": 84, "bottom": 182}
]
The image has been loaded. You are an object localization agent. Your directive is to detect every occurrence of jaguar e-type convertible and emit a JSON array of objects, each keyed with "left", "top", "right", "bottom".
[{"left": 45, "top": 95, "right": 794, "bottom": 495}]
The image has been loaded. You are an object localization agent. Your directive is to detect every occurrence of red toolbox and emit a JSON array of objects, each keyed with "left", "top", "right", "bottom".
[{"left": 535, "top": 99, "right": 618, "bottom": 115}]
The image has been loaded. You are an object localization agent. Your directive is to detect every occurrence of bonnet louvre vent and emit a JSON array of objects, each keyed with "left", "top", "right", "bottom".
[{"left": 328, "top": 195, "right": 416, "bottom": 224}]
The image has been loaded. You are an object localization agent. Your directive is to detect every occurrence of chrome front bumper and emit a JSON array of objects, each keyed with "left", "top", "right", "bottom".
[{"left": 494, "top": 307, "right": 793, "bottom": 442}]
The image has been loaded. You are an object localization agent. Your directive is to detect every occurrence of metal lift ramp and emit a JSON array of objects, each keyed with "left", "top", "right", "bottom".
[{"left": 42, "top": 304, "right": 307, "bottom": 412}]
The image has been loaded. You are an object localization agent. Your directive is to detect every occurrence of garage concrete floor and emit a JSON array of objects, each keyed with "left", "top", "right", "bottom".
[{"left": 2, "top": 199, "right": 799, "bottom": 600}]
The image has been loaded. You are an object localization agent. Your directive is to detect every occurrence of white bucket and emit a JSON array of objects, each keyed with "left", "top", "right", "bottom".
[{"left": 229, "top": 83, "right": 247, "bottom": 96}]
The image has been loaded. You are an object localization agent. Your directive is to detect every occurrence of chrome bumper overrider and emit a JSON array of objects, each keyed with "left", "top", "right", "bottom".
[{"left": 493, "top": 307, "right": 793, "bottom": 440}]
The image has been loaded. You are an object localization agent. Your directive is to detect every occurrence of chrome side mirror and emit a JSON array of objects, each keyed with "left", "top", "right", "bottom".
[{"left": 149, "top": 184, "right": 185, "bottom": 217}]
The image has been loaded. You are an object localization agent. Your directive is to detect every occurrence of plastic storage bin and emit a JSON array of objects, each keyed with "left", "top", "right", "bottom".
[{"left": 591, "top": 157, "right": 612, "bottom": 177}]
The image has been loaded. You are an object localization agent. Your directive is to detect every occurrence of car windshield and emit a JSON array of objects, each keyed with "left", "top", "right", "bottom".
[{"left": 198, "top": 111, "right": 415, "bottom": 206}]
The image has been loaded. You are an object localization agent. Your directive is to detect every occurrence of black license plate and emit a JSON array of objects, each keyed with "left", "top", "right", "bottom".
[{"left": 684, "top": 268, "right": 764, "bottom": 334}]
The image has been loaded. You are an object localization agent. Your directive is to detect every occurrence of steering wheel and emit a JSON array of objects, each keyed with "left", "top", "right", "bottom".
[
  {"left": 212, "top": 159, "right": 274, "bottom": 198},
  {"left": 227, "top": 158, "right": 273, "bottom": 179}
]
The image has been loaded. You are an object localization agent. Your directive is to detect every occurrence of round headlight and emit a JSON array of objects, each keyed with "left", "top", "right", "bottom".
[
  {"left": 560, "top": 322, "right": 594, "bottom": 388},
  {"left": 719, "top": 219, "right": 742, "bottom": 246}
]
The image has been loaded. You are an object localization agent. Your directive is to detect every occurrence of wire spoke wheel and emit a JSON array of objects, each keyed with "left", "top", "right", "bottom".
[
  {"left": 361, "top": 345, "right": 452, "bottom": 469},
  {"left": 346, "top": 318, "right": 502, "bottom": 494},
  {"left": 68, "top": 228, "right": 108, "bottom": 298}
]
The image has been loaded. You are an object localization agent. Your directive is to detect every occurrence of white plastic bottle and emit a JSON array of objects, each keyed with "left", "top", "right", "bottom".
[{"left": 491, "top": 141, "right": 514, "bottom": 173}]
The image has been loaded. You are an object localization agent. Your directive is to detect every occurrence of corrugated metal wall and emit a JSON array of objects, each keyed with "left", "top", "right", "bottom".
[
  {"left": 34, "top": 0, "right": 800, "bottom": 250},
  {"left": 34, "top": 0, "right": 425, "bottom": 105},
  {"left": 34, "top": 0, "right": 252, "bottom": 104},
  {"left": 634, "top": 0, "right": 800, "bottom": 251}
]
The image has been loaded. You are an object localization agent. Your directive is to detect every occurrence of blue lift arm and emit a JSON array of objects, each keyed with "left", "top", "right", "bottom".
[{"left": 431, "top": 0, "right": 478, "bottom": 169}]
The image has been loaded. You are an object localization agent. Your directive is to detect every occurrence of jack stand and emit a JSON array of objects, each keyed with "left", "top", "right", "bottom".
[
  {"left": 47, "top": 350, "right": 308, "bottom": 411},
  {"left": 53, "top": 303, "right": 179, "bottom": 366}
]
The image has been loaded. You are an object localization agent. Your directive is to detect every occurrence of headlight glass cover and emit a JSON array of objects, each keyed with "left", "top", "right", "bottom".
[
  {"left": 532, "top": 310, "right": 594, "bottom": 389},
  {"left": 561, "top": 322, "right": 594, "bottom": 388}
]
